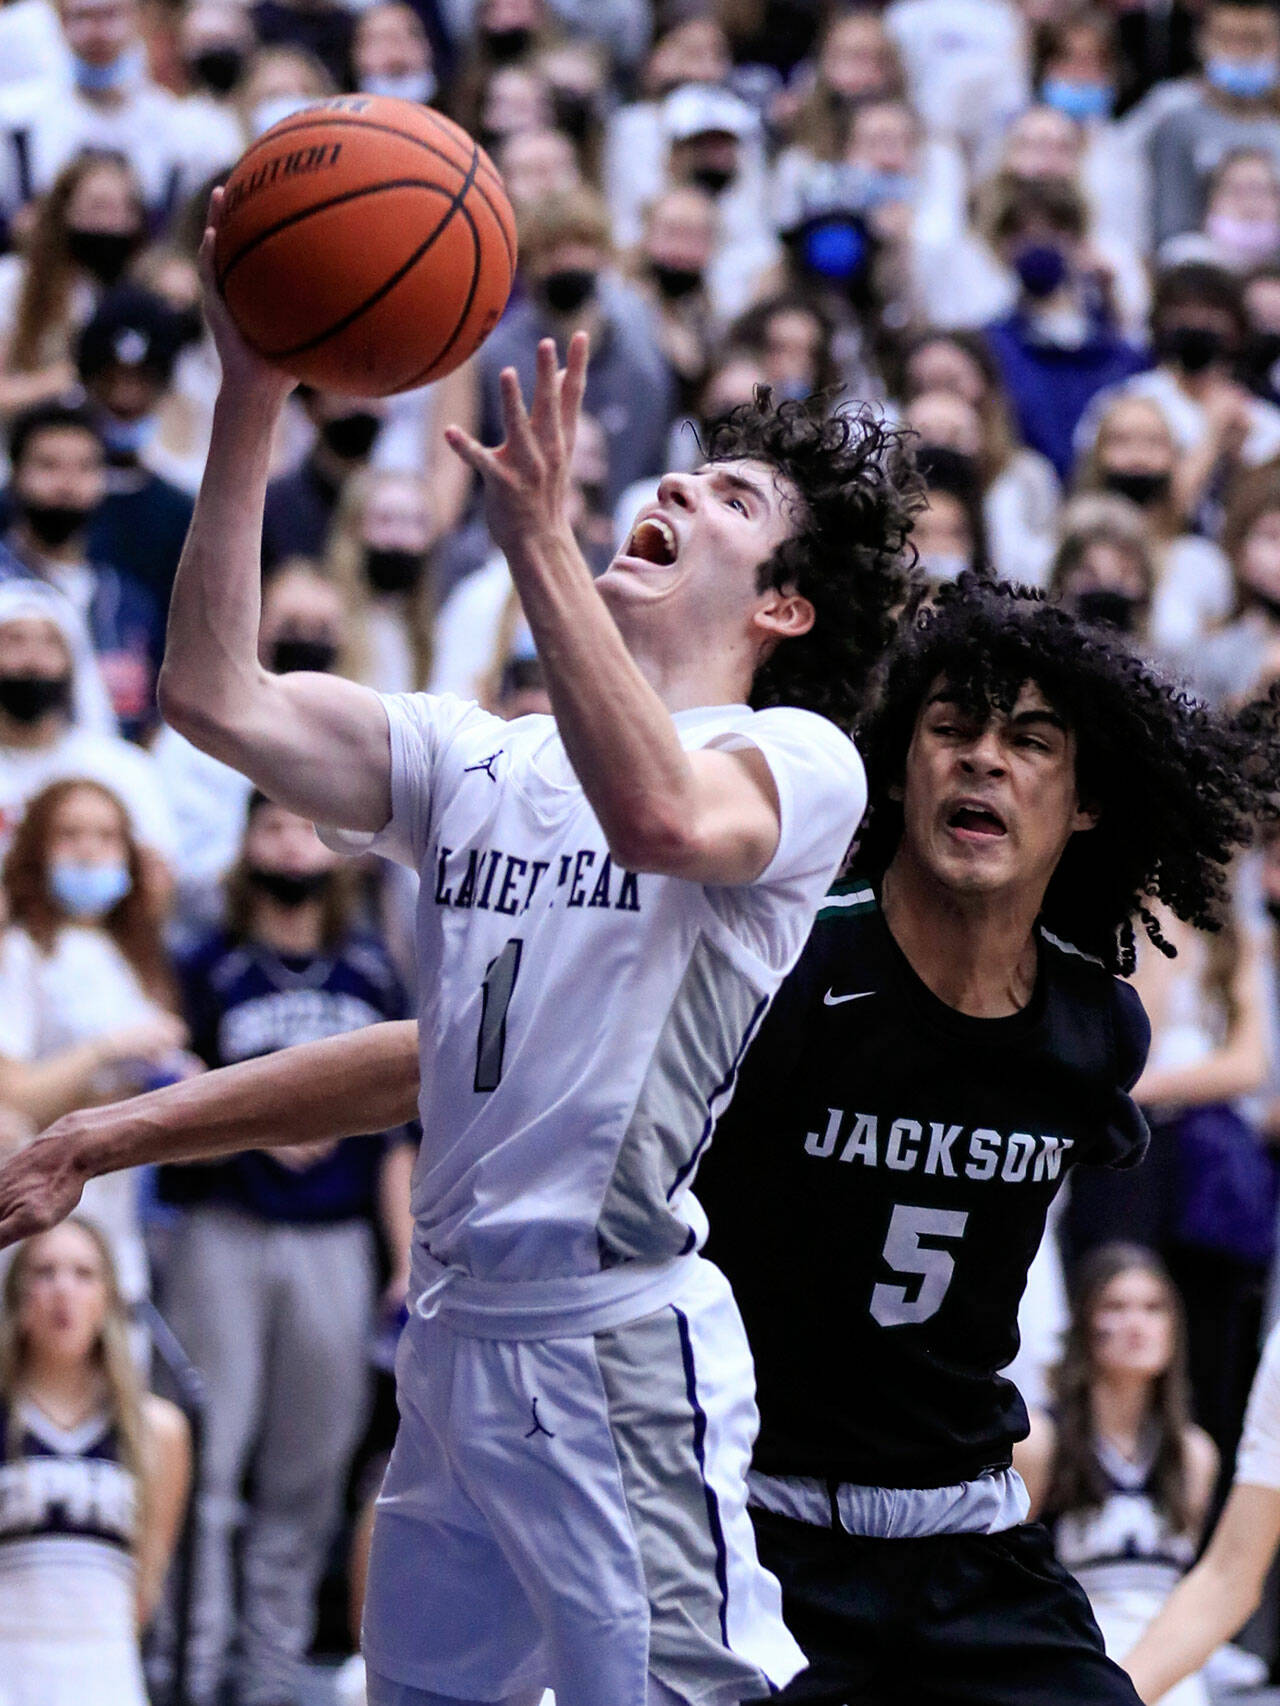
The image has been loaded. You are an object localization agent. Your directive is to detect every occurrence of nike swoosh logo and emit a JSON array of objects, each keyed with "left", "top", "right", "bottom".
[{"left": 824, "top": 989, "right": 875, "bottom": 1005}]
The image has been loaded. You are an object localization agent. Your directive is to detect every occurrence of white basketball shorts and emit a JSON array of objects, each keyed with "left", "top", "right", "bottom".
[{"left": 362, "top": 1255, "right": 804, "bottom": 1706}]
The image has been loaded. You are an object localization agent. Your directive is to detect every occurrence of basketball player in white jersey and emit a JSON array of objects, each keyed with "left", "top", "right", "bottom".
[{"left": 0, "top": 188, "right": 918, "bottom": 1706}]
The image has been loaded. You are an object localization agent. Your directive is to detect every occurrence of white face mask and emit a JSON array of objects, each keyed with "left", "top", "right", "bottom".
[
  {"left": 250, "top": 94, "right": 321, "bottom": 138},
  {"left": 359, "top": 70, "right": 436, "bottom": 104}
]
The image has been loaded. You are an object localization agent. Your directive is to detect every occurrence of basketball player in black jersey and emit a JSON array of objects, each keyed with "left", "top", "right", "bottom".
[{"left": 697, "top": 576, "right": 1280, "bottom": 1705}]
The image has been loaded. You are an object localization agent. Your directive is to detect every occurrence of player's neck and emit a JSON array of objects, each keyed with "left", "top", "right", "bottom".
[
  {"left": 880, "top": 850, "right": 1040, "bottom": 1018},
  {"left": 617, "top": 622, "right": 754, "bottom": 713},
  {"left": 1090, "top": 1376, "right": 1153, "bottom": 1456}
]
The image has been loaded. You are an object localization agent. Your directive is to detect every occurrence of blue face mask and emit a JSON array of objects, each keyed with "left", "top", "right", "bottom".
[
  {"left": 1013, "top": 241, "right": 1069, "bottom": 298},
  {"left": 1205, "top": 55, "right": 1279, "bottom": 99},
  {"left": 73, "top": 42, "right": 147, "bottom": 95},
  {"left": 100, "top": 411, "right": 158, "bottom": 458},
  {"left": 799, "top": 218, "right": 869, "bottom": 282},
  {"left": 1040, "top": 76, "right": 1114, "bottom": 121},
  {"left": 49, "top": 860, "right": 132, "bottom": 919},
  {"left": 850, "top": 167, "right": 917, "bottom": 208},
  {"left": 360, "top": 70, "right": 436, "bottom": 104}
]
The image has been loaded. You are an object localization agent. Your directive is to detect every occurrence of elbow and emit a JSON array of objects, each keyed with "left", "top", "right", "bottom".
[
  {"left": 157, "top": 667, "right": 248, "bottom": 762},
  {"left": 607, "top": 802, "right": 699, "bottom": 877}
]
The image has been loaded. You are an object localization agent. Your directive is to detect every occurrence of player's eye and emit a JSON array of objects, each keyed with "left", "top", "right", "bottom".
[{"left": 726, "top": 495, "right": 748, "bottom": 515}]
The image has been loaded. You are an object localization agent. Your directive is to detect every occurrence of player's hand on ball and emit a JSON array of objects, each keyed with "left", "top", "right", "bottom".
[
  {"left": 445, "top": 332, "right": 588, "bottom": 558},
  {"left": 0, "top": 1122, "right": 87, "bottom": 1252},
  {"left": 199, "top": 187, "right": 297, "bottom": 408}
]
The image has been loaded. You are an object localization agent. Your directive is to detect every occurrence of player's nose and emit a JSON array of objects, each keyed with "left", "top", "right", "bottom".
[{"left": 656, "top": 471, "right": 697, "bottom": 512}]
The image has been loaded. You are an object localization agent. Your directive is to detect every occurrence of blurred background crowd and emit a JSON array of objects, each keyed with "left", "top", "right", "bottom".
[{"left": 3, "top": 0, "right": 1280, "bottom": 1701}]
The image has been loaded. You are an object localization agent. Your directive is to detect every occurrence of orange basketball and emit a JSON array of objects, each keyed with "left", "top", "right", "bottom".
[{"left": 214, "top": 95, "right": 517, "bottom": 396}]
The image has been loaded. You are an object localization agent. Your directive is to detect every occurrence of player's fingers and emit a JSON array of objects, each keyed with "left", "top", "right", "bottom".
[
  {"left": 498, "top": 366, "right": 539, "bottom": 466},
  {"left": 559, "top": 330, "right": 589, "bottom": 454},
  {"left": 529, "top": 338, "right": 561, "bottom": 449},
  {"left": 444, "top": 424, "right": 505, "bottom": 482}
]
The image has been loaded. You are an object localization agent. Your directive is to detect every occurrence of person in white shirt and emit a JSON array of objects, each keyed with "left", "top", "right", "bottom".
[
  {"left": 0, "top": 183, "right": 920, "bottom": 1706},
  {"left": 1123, "top": 1319, "right": 1280, "bottom": 1700},
  {"left": 0, "top": 0, "right": 241, "bottom": 226}
]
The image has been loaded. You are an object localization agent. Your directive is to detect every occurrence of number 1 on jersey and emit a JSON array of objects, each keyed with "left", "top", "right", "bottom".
[
  {"left": 870, "top": 1203, "right": 969, "bottom": 1327},
  {"left": 475, "top": 937, "right": 523, "bottom": 1092}
]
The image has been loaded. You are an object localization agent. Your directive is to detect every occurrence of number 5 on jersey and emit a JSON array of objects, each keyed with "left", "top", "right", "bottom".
[
  {"left": 870, "top": 1204, "right": 969, "bottom": 1327},
  {"left": 475, "top": 937, "right": 523, "bottom": 1092}
]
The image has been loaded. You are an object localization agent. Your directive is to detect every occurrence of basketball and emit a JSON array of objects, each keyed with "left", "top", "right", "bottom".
[{"left": 213, "top": 95, "right": 518, "bottom": 396}]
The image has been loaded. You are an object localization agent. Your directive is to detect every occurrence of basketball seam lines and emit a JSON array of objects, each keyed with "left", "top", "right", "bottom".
[
  {"left": 216, "top": 177, "right": 476, "bottom": 289},
  {"left": 393, "top": 197, "right": 482, "bottom": 390},
  {"left": 261, "top": 140, "right": 483, "bottom": 363},
  {"left": 230, "top": 115, "right": 516, "bottom": 271}
]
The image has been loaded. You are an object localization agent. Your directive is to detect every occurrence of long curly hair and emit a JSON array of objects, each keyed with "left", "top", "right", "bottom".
[
  {"left": 855, "top": 577, "right": 1280, "bottom": 973},
  {"left": 1044, "top": 1244, "right": 1195, "bottom": 1535},
  {"left": 703, "top": 389, "right": 922, "bottom": 732}
]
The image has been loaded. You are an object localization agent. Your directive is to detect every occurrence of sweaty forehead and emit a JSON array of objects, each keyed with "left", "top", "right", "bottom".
[{"left": 695, "top": 457, "right": 803, "bottom": 522}]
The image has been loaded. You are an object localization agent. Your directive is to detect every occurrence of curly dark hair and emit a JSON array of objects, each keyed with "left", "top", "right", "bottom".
[
  {"left": 855, "top": 577, "right": 1280, "bottom": 973},
  {"left": 703, "top": 389, "right": 922, "bottom": 731}
]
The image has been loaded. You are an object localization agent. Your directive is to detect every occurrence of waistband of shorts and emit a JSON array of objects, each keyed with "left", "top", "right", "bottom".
[
  {"left": 747, "top": 1466, "right": 1030, "bottom": 1539},
  {"left": 410, "top": 1242, "right": 700, "bottom": 1339}
]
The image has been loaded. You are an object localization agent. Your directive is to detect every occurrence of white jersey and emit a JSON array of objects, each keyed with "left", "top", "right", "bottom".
[{"left": 327, "top": 694, "right": 864, "bottom": 1281}]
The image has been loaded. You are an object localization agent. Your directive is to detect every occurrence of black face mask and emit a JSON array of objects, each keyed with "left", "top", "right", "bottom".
[
  {"left": 270, "top": 637, "right": 338, "bottom": 675},
  {"left": 364, "top": 546, "right": 427, "bottom": 593},
  {"left": 245, "top": 865, "right": 331, "bottom": 907},
  {"left": 319, "top": 411, "right": 381, "bottom": 461},
  {"left": 172, "top": 305, "right": 204, "bottom": 349},
  {"left": 1245, "top": 329, "right": 1280, "bottom": 391},
  {"left": 1159, "top": 324, "right": 1227, "bottom": 374},
  {"left": 539, "top": 268, "right": 595, "bottom": 316},
  {"left": 1266, "top": 895, "right": 1280, "bottom": 927},
  {"left": 0, "top": 673, "right": 72, "bottom": 725},
  {"left": 482, "top": 24, "right": 532, "bottom": 62},
  {"left": 1073, "top": 588, "right": 1142, "bottom": 632},
  {"left": 65, "top": 227, "right": 138, "bottom": 286},
  {"left": 189, "top": 43, "right": 245, "bottom": 95},
  {"left": 1101, "top": 468, "right": 1172, "bottom": 508},
  {"left": 551, "top": 86, "right": 594, "bottom": 142},
  {"left": 689, "top": 164, "right": 734, "bottom": 197},
  {"left": 1247, "top": 584, "right": 1280, "bottom": 622},
  {"left": 19, "top": 498, "right": 95, "bottom": 548},
  {"left": 650, "top": 261, "right": 703, "bottom": 301}
]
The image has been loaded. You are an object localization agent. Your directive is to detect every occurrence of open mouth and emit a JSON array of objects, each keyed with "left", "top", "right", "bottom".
[
  {"left": 946, "top": 802, "right": 1007, "bottom": 839},
  {"left": 623, "top": 516, "right": 679, "bottom": 568}
]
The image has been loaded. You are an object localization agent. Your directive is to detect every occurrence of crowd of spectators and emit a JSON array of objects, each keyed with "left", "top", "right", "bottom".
[{"left": 2, "top": 0, "right": 1280, "bottom": 1700}]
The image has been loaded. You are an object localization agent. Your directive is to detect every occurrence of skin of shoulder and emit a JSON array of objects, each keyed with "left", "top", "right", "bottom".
[{"left": 1013, "top": 1410, "right": 1058, "bottom": 1519}]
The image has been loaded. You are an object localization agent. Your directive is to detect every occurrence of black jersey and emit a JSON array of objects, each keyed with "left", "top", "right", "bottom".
[{"left": 700, "top": 880, "right": 1150, "bottom": 1492}]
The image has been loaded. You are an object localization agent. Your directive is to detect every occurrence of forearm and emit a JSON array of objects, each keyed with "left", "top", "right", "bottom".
[
  {"left": 0, "top": 1040, "right": 113, "bottom": 1131},
  {"left": 510, "top": 528, "right": 702, "bottom": 866},
  {"left": 378, "top": 1137, "right": 416, "bottom": 1287},
  {"left": 1124, "top": 1562, "right": 1259, "bottom": 1700},
  {"left": 72, "top": 1021, "right": 420, "bottom": 1179},
  {"left": 157, "top": 383, "right": 278, "bottom": 749}
]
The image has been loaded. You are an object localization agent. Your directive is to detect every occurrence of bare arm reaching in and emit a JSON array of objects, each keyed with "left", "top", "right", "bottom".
[{"left": 0, "top": 1022, "right": 420, "bottom": 1249}]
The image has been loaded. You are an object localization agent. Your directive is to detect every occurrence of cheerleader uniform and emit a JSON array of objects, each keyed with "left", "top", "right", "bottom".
[
  {"left": 1050, "top": 1433, "right": 1208, "bottom": 1706},
  {"left": 0, "top": 1398, "right": 145, "bottom": 1706}
]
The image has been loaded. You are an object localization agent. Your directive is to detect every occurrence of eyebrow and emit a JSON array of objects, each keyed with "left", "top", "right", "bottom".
[
  {"left": 694, "top": 466, "right": 772, "bottom": 512},
  {"left": 925, "top": 694, "right": 1068, "bottom": 733}
]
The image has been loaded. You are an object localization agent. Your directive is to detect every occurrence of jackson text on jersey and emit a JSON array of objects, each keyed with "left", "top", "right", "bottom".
[{"left": 802, "top": 1109, "right": 1073, "bottom": 1183}]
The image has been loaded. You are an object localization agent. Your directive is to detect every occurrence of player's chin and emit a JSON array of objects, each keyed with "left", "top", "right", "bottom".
[{"left": 597, "top": 556, "right": 681, "bottom": 601}]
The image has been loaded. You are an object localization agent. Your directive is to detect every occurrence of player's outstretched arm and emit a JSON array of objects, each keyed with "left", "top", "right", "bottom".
[
  {"left": 0, "top": 1022, "right": 420, "bottom": 1251},
  {"left": 445, "top": 337, "right": 788, "bottom": 885},
  {"left": 1122, "top": 1482, "right": 1280, "bottom": 1701},
  {"left": 157, "top": 189, "right": 392, "bottom": 834}
]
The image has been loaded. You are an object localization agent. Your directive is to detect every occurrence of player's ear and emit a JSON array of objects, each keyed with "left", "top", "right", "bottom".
[
  {"left": 1071, "top": 794, "right": 1100, "bottom": 834},
  {"left": 754, "top": 585, "right": 815, "bottom": 642}
]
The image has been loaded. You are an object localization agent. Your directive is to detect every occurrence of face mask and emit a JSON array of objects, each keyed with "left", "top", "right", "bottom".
[
  {"left": 850, "top": 167, "right": 917, "bottom": 208},
  {"left": 1040, "top": 76, "right": 1114, "bottom": 122},
  {"left": 361, "top": 69, "right": 436, "bottom": 103},
  {"left": 245, "top": 865, "right": 330, "bottom": 907},
  {"left": 73, "top": 42, "right": 147, "bottom": 94},
  {"left": 364, "top": 546, "right": 427, "bottom": 593},
  {"left": 482, "top": 25, "right": 533, "bottom": 62},
  {"left": 19, "top": 499, "right": 94, "bottom": 547},
  {"left": 1245, "top": 328, "right": 1280, "bottom": 388},
  {"left": 319, "top": 411, "right": 381, "bottom": 460},
  {"left": 1266, "top": 895, "right": 1280, "bottom": 925},
  {"left": 1073, "top": 587, "right": 1141, "bottom": 631},
  {"left": 172, "top": 305, "right": 204, "bottom": 349},
  {"left": 689, "top": 164, "right": 734, "bottom": 197},
  {"left": 1205, "top": 55, "right": 1279, "bottom": 99},
  {"left": 99, "top": 411, "right": 159, "bottom": 461},
  {"left": 0, "top": 673, "right": 72, "bottom": 724},
  {"left": 1206, "top": 211, "right": 1280, "bottom": 260},
  {"left": 251, "top": 94, "right": 316, "bottom": 137},
  {"left": 539, "top": 268, "right": 596, "bottom": 316},
  {"left": 798, "top": 217, "right": 869, "bottom": 283},
  {"left": 48, "top": 859, "right": 131, "bottom": 918},
  {"left": 1013, "top": 242, "right": 1069, "bottom": 299},
  {"left": 649, "top": 261, "right": 703, "bottom": 300},
  {"left": 1102, "top": 468, "right": 1171, "bottom": 507},
  {"left": 270, "top": 636, "right": 338, "bottom": 675},
  {"left": 66, "top": 227, "right": 138, "bottom": 286},
  {"left": 1246, "top": 583, "right": 1280, "bottom": 621},
  {"left": 918, "top": 551, "right": 970, "bottom": 583},
  {"left": 551, "top": 86, "right": 594, "bottom": 142},
  {"left": 1159, "top": 323, "right": 1227, "bottom": 373},
  {"left": 188, "top": 44, "right": 244, "bottom": 95}
]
